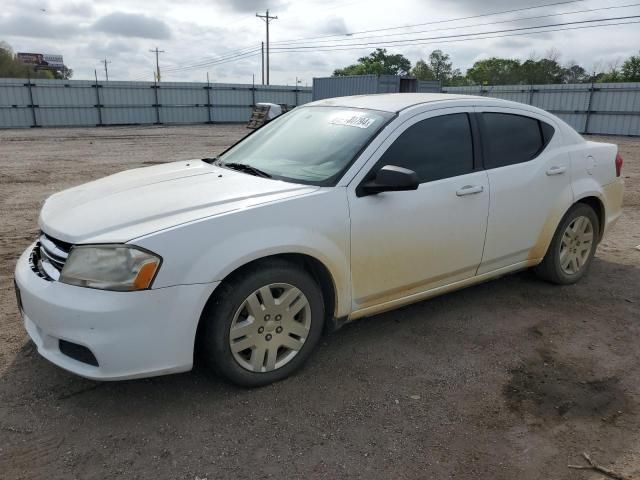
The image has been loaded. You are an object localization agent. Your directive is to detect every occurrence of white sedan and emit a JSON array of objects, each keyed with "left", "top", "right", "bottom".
[{"left": 14, "top": 93, "right": 624, "bottom": 386}]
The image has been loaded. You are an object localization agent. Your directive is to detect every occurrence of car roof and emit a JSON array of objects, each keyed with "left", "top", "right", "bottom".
[{"left": 306, "top": 93, "right": 510, "bottom": 113}]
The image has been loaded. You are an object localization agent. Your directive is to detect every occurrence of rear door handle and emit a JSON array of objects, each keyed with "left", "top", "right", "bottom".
[
  {"left": 456, "top": 185, "right": 484, "bottom": 196},
  {"left": 546, "top": 166, "right": 567, "bottom": 176}
]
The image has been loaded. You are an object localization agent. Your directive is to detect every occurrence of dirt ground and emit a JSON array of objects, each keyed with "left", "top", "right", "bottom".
[{"left": 0, "top": 125, "right": 639, "bottom": 480}]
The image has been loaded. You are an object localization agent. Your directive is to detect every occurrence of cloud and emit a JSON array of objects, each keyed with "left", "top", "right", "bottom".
[
  {"left": 0, "top": 15, "right": 81, "bottom": 39},
  {"left": 216, "top": 0, "right": 288, "bottom": 13},
  {"left": 56, "top": 1, "right": 95, "bottom": 17},
  {"left": 92, "top": 12, "right": 172, "bottom": 39},
  {"left": 317, "top": 16, "right": 348, "bottom": 35}
]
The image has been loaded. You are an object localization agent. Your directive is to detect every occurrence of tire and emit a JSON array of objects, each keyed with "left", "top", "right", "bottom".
[
  {"left": 534, "top": 203, "right": 600, "bottom": 285},
  {"left": 200, "top": 258, "right": 325, "bottom": 387}
]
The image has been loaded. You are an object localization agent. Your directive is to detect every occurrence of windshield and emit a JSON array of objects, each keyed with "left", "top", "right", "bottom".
[{"left": 218, "top": 106, "right": 394, "bottom": 186}]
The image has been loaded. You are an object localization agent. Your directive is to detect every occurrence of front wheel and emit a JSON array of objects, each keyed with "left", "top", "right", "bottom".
[
  {"left": 200, "top": 259, "right": 325, "bottom": 387},
  {"left": 534, "top": 203, "right": 600, "bottom": 285}
]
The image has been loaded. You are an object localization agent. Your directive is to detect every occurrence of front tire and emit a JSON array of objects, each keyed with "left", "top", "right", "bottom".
[
  {"left": 534, "top": 203, "right": 599, "bottom": 285},
  {"left": 200, "top": 259, "right": 325, "bottom": 387}
]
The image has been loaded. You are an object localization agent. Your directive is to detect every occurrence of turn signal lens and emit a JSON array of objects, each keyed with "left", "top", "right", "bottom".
[{"left": 133, "top": 261, "right": 160, "bottom": 290}]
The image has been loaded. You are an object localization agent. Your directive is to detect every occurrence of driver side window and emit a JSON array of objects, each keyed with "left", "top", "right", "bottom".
[{"left": 378, "top": 113, "right": 474, "bottom": 184}]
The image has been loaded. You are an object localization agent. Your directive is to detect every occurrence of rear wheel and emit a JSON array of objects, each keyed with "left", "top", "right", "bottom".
[
  {"left": 534, "top": 203, "right": 599, "bottom": 285},
  {"left": 200, "top": 259, "right": 324, "bottom": 387}
]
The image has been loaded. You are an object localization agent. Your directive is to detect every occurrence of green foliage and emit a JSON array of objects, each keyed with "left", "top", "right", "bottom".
[
  {"left": 333, "top": 48, "right": 640, "bottom": 86},
  {"left": 411, "top": 59, "right": 434, "bottom": 80},
  {"left": 411, "top": 50, "right": 461, "bottom": 85},
  {"left": 621, "top": 52, "right": 640, "bottom": 82},
  {"left": 333, "top": 48, "right": 411, "bottom": 76},
  {"left": 0, "top": 40, "right": 68, "bottom": 79},
  {"left": 466, "top": 57, "right": 521, "bottom": 85}
]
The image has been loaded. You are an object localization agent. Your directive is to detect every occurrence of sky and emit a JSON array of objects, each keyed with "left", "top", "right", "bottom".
[{"left": 1, "top": 0, "right": 639, "bottom": 85}]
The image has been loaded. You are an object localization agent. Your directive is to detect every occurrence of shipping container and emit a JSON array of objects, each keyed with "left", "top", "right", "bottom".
[{"left": 312, "top": 75, "right": 441, "bottom": 101}]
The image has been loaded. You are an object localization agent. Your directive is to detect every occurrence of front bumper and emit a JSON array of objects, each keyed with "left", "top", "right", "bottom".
[{"left": 14, "top": 243, "right": 219, "bottom": 380}]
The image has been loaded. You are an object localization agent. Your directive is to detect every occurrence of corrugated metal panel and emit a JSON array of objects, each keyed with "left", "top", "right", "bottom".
[
  {"left": 312, "top": 75, "right": 385, "bottom": 100},
  {"left": 0, "top": 78, "right": 311, "bottom": 128},
  {"left": 3, "top": 77, "right": 635, "bottom": 134},
  {"left": 0, "top": 107, "right": 32, "bottom": 127},
  {"left": 0, "top": 79, "right": 31, "bottom": 105},
  {"left": 102, "top": 107, "right": 156, "bottom": 125},
  {"left": 417, "top": 80, "right": 441, "bottom": 93},
  {"left": 444, "top": 82, "right": 640, "bottom": 136},
  {"left": 37, "top": 106, "right": 99, "bottom": 126},
  {"left": 377, "top": 75, "right": 400, "bottom": 93}
]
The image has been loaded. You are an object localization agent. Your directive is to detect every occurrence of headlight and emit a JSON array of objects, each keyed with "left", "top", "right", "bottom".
[{"left": 60, "top": 245, "right": 161, "bottom": 291}]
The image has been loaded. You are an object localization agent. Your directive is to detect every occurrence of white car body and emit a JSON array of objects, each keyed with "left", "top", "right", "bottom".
[{"left": 14, "top": 93, "right": 624, "bottom": 381}]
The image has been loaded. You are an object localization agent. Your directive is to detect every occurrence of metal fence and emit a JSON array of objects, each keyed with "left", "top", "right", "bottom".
[
  {"left": 0, "top": 78, "right": 313, "bottom": 128},
  {"left": 443, "top": 82, "right": 640, "bottom": 136}
]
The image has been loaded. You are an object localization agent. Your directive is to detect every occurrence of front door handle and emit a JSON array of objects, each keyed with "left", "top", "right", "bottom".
[
  {"left": 456, "top": 185, "right": 484, "bottom": 196},
  {"left": 546, "top": 166, "right": 567, "bottom": 176}
]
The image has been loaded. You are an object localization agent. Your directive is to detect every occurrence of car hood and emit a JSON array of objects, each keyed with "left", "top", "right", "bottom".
[{"left": 39, "top": 160, "right": 319, "bottom": 244}]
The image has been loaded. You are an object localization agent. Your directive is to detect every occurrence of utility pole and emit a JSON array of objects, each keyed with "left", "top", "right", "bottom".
[
  {"left": 261, "top": 42, "right": 265, "bottom": 85},
  {"left": 101, "top": 58, "right": 111, "bottom": 81},
  {"left": 256, "top": 10, "right": 277, "bottom": 85},
  {"left": 149, "top": 47, "right": 165, "bottom": 82}
]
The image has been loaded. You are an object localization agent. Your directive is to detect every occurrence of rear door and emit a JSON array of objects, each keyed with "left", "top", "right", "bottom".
[{"left": 476, "top": 108, "right": 574, "bottom": 274}]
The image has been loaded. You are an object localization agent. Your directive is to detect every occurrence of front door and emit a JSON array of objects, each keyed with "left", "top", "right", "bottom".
[{"left": 348, "top": 109, "right": 490, "bottom": 312}]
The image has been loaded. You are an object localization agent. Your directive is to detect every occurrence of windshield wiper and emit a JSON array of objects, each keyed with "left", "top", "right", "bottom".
[{"left": 219, "top": 162, "right": 272, "bottom": 178}]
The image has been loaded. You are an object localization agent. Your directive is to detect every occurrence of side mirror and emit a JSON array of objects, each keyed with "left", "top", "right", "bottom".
[{"left": 357, "top": 165, "right": 419, "bottom": 197}]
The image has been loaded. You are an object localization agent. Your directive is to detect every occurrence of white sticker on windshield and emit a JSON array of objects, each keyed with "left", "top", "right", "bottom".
[{"left": 330, "top": 113, "right": 376, "bottom": 129}]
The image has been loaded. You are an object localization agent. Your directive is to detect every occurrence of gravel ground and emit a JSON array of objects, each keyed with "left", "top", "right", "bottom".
[{"left": 0, "top": 125, "right": 639, "bottom": 480}]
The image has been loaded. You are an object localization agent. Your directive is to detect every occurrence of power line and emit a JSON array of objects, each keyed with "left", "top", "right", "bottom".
[
  {"left": 161, "top": 45, "right": 260, "bottom": 71},
  {"left": 272, "top": 2, "right": 640, "bottom": 47},
  {"left": 270, "top": 15, "right": 640, "bottom": 51},
  {"left": 159, "top": 48, "right": 262, "bottom": 74},
  {"left": 270, "top": 0, "right": 588, "bottom": 45},
  {"left": 158, "top": 52, "right": 262, "bottom": 80},
  {"left": 270, "top": 19, "right": 640, "bottom": 54},
  {"left": 256, "top": 9, "right": 278, "bottom": 85},
  {"left": 143, "top": 2, "right": 640, "bottom": 78}
]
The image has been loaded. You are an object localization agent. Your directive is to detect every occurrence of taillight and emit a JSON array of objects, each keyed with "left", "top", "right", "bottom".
[{"left": 615, "top": 153, "right": 623, "bottom": 177}]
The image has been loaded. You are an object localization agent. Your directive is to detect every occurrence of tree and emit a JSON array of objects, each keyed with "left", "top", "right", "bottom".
[
  {"left": 411, "top": 59, "right": 434, "bottom": 80},
  {"left": 520, "top": 58, "right": 565, "bottom": 84},
  {"left": 0, "top": 40, "right": 55, "bottom": 79},
  {"left": 621, "top": 52, "right": 640, "bottom": 81},
  {"left": 466, "top": 57, "right": 521, "bottom": 85},
  {"left": 562, "top": 63, "right": 589, "bottom": 84},
  {"left": 333, "top": 48, "right": 411, "bottom": 76},
  {"left": 597, "top": 59, "right": 623, "bottom": 83},
  {"left": 412, "top": 50, "right": 460, "bottom": 84}
]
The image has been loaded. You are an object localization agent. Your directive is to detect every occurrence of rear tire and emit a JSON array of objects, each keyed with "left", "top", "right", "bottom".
[
  {"left": 200, "top": 259, "right": 324, "bottom": 387},
  {"left": 534, "top": 203, "right": 599, "bottom": 285}
]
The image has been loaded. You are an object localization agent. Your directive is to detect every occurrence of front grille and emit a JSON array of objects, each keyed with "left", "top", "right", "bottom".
[{"left": 30, "top": 233, "right": 72, "bottom": 281}]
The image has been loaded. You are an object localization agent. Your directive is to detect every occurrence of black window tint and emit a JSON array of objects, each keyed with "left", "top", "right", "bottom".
[
  {"left": 482, "top": 113, "right": 544, "bottom": 169},
  {"left": 541, "top": 120, "right": 555, "bottom": 146},
  {"left": 378, "top": 113, "right": 473, "bottom": 183}
]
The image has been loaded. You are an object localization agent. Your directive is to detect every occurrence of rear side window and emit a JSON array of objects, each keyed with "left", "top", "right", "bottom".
[
  {"left": 378, "top": 113, "right": 474, "bottom": 183},
  {"left": 481, "top": 113, "right": 554, "bottom": 169}
]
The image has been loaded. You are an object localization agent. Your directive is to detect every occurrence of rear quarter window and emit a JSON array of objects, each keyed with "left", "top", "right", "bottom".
[{"left": 481, "top": 113, "right": 555, "bottom": 169}]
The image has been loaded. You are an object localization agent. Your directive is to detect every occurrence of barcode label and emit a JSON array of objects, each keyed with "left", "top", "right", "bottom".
[{"left": 330, "top": 114, "right": 376, "bottom": 129}]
